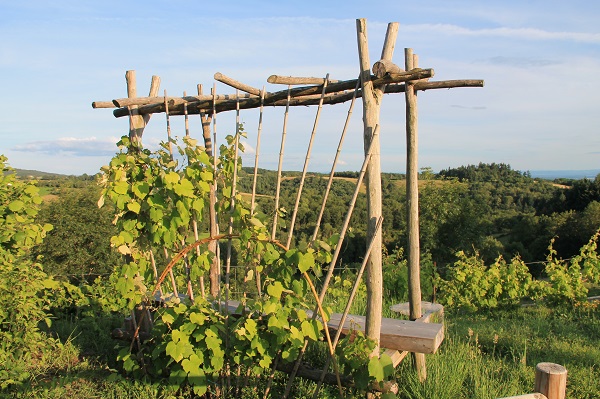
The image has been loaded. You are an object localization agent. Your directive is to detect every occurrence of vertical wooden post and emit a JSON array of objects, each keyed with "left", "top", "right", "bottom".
[
  {"left": 535, "top": 363, "right": 567, "bottom": 399},
  {"left": 405, "top": 48, "right": 427, "bottom": 381},
  {"left": 125, "top": 70, "right": 160, "bottom": 147},
  {"left": 356, "top": 18, "right": 398, "bottom": 355}
]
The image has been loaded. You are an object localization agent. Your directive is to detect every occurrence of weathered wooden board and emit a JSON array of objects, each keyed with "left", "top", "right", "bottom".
[
  {"left": 224, "top": 300, "right": 443, "bottom": 354},
  {"left": 324, "top": 312, "right": 444, "bottom": 354}
]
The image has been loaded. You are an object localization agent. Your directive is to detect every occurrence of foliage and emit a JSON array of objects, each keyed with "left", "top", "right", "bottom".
[
  {"left": 382, "top": 247, "right": 436, "bottom": 302},
  {"left": 0, "top": 155, "right": 55, "bottom": 388},
  {"left": 437, "top": 251, "right": 532, "bottom": 312},
  {"left": 33, "top": 183, "right": 121, "bottom": 278},
  {"left": 437, "top": 231, "right": 600, "bottom": 311},
  {"left": 99, "top": 134, "right": 390, "bottom": 395},
  {"left": 336, "top": 330, "right": 395, "bottom": 390},
  {"left": 542, "top": 232, "right": 600, "bottom": 306}
]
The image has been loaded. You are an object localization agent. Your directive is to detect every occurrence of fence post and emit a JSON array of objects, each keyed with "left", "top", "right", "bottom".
[{"left": 535, "top": 363, "right": 567, "bottom": 399}]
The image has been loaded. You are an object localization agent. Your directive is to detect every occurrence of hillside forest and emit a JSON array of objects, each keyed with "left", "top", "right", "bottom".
[{"left": 31, "top": 162, "right": 600, "bottom": 284}]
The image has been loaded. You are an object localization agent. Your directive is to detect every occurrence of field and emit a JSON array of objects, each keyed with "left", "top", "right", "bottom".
[{"left": 6, "top": 299, "right": 599, "bottom": 399}]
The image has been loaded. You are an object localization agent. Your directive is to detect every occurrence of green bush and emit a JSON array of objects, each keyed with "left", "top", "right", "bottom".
[
  {"left": 0, "top": 155, "right": 55, "bottom": 388},
  {"left": 436, "top": 231, "right": 600, "bottom": 311}
]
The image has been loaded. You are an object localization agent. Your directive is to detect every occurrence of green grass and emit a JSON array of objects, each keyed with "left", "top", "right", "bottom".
[{"left": 5, "top": 304, "right": 599, "bottom": 398}]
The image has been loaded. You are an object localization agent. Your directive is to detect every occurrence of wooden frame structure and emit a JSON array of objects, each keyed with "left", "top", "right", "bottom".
[{"left": 93, "top": 18, "right": 483, "bottom": 395}]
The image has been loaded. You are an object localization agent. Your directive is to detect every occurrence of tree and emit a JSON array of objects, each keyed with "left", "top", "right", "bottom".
[{"left": 33, "top": 183, "right": 121, "bottom": 279}]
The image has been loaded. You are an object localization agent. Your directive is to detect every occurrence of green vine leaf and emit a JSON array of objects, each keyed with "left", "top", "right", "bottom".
[{"left": 368, "top": 357, "right": 384, "bottom": 381}]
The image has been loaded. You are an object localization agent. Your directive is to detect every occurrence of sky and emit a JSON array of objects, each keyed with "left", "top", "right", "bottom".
[{"left": 1, "top": 1, "right": 599, "bottom": 175}]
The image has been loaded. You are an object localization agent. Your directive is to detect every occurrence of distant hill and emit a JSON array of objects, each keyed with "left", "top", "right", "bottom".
[
  {"left": 13, "top": 169, "right": 68, "bottom": 180},
  {"left": 529, "top": 170, "right": 600, "bottom": 180},
  {"left": 8, "top": 167, "right": 600, "bottom": 182}
]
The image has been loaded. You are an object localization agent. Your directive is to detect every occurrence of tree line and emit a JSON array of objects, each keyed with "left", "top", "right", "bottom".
[{"left": 31, "top": 162, "right": 600, "bottom": 279}]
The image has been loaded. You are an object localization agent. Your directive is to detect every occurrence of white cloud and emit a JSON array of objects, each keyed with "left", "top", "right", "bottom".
[
  {"left": 404, "top": 23, "right": 600, "bottom": 44},
  {"left": 12, "top": 136, "right": 120, "bottom": 156}
]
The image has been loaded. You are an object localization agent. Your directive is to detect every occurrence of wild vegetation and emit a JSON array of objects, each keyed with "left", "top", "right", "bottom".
[{"left": 1, "top": 142, "right": 599, "bottom": 398}]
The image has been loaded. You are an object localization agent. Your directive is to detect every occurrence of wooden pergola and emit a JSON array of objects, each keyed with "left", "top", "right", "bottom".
[{"left": 93, "top": 18, "right": 483, "bottom": 396}]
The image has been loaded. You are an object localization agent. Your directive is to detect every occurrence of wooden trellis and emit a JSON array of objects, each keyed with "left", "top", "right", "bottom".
[{"left": 93, "top": 18, "right": 483, "bottom": 395}]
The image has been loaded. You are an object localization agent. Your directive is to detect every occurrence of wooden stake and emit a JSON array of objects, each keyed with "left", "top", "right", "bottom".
[
  {"left": 535, "top": 363, "right": 567, "bottom": 399},
  {"left": 271, "top": 86, "right": 292, "bottom": 241},
  {"left": 250, "top": 87, "right": 266, "bottom": 216},
  {"left": 284, "top": 126, "right": 379, "bottom": 399},
  {"left": 210, "top": 84, "right": 221, "bottom": 299},
  {"left": 311, "top": 78, "right": 360, "bottom": 243},
  {"left": 286, "top": 74, "right": 329, "bottom": 249},
  {"left": 405, "top": 48, "right": 426, "bottom": 382},
  {"left": 314, "top": 216, "right": 384, "bottom": 398},
  {"left": 250, "top": 87, "right": 266, "bottom": 297},
  {"left": 183, "top": 90, "right": 190, "bottom": 136}
]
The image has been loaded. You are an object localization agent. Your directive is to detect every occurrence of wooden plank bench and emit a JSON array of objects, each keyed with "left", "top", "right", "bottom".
[
  {"left": 322, "top": 312, "right": 444, "bottom": 355},
  {"left": 116, "top": 298, "right": 444, "bottom": 369},
  {"left": 220, "top": 300, "right": 444, "bottom": 358}
]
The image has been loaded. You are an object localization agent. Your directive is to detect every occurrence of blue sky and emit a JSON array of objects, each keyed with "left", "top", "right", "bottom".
[{"left": 1, "top": 1, "right": 599, "bottom": 175}]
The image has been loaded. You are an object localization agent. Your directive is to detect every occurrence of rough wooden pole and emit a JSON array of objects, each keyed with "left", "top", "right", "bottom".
[
  {"left": 209, "top": 84, "right": 221, "bottom": 298},
  {"left": 125, "top": 71, "right": 160, "bottom": 147},
  {"left": 405, "top": 48, "right": 427, "bottom": 381},
  {"left": 356, "top": 18, "right": 398, "bottom": 356},
  {"left": 535, "top": 363, "right": 567, "bottom": 399},
  {"left": 126, "top": 71, "right": 144, "bottom": 146}
]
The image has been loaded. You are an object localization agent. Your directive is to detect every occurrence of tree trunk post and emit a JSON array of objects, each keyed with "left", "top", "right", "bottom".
[
  {"left": 125, "top": 70, "right": 160, "bottom": 147},
  {"left": 356, "top": 18, "right": 398, "bottom": 356},
  {"left": 535, "top": 363, "right": 567, "bottom": 399},
  {"left": 405, "top": 48, "right": 427, "bottom": 381}
]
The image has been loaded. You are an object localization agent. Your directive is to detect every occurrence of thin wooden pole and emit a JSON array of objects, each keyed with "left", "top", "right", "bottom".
[
  {"left": 196, "top": 84, "right": 211, "bottom": 298},
  {"left": 211, "top": 84, "right": 222, "bottom": 300},
  {"left": 319, "top": 125, "right": 379, "bottom": 303},
  {"left": 311, "top": 79, "right": 360, "bottom": 243},
  {"left": 313, "top": 216, "right": 384, "bottom": 399},
  {"left": 162, "top": 95, "right": 181, "bottom": 301},
  {"left": 271, "top": 85, "right": 292, "bottom": 241},
  {"left": 250, "top": 87, "right": 266, "bottom": 297},
  {"left": 180, "top": 90, "right": 195, "bottom": 302},
  {"left": 183, "top": 90, "right": 190, "bottom": 136},
  {"left": 405, "top": 48, "right": 426, "bottom": 381},
  {"left": 267, "top": 75, "right": 340, "bottom": 85},
  {"left": 214, "top": 72, "right": 262, "bottom": 96},
  {"left": 225, "top": 90, "right": 241, "bottom": 305},
  {"left": 250, "top": 87, "right": 266, "bottom": 216},
  {"left": 286, "top": 74, "right": 330, "bottom": 249},
  {"left": 149, "top": 250, "right": 163, "bottom": 297},
  {"left": 283, "top": 126, "right": 379, "bottom": 399},
  {"left": 164, "top": 90, "right": 174, "bottom": 157}
]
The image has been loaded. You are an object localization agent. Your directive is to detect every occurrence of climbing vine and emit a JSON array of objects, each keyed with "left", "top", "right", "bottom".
[{"left": 99, "top": 133, "right": 393, "bottom": 396}]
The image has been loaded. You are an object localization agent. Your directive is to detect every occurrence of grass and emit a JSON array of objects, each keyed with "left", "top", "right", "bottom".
[{"left": 5, "top": 303, "right": 599, "bottom": 398}]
